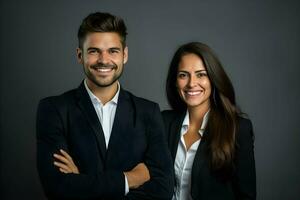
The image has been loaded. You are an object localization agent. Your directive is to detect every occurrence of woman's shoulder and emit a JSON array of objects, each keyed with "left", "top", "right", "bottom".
[
  {"left": 236, "top": 116, "right": 254, "bottom": 143},
  {"left": 237, "top": 116, "right": 253, "bottom": 131}
]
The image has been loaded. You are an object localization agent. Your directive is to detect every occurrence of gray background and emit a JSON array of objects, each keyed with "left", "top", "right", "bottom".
[{"left": 1, "top": 0, "right": 299, "bottom": 199}]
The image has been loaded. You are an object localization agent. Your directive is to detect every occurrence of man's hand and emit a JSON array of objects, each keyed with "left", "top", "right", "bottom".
[
  {"left": 53, "top": 149, "right": 79, "bottom": 174},
  {"left": 53, "top": 150, "right": 150, "bottom": 189},
  {"left": 124, "top": 163, "right": 150, "bottom": 189}
]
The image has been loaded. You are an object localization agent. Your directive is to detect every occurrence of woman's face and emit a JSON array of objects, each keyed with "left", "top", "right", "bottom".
[{"left": 176, "top": 53, "right": 211, "bottom": 110}]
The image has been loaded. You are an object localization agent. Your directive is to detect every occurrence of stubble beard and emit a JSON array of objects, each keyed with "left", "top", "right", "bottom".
[{"left": 84, "top": 64, "right": 124, "bottom": 88}]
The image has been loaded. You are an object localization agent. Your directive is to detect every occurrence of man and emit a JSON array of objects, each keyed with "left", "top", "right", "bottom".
[{"left": 36, "top": 12, "right": 173, "bottom": 200}]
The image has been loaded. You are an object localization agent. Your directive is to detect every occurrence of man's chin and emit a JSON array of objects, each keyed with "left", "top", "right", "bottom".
[
  {"left": 86, "top": 71, "right": 122, "bottom": 88},
  {"left": 93, "top": 79, "right": 118, "bottom": 88}
]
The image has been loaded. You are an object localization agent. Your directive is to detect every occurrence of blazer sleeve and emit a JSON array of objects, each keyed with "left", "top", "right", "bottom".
[
  {"left": 233, "top": 118, "right": 256, "bottom": 200},
  {"left": 36, "top": 98, "right": 125, "bottom": 200},
  {"left": 126, "top": 103, "right": 174, "bottom": 200}
]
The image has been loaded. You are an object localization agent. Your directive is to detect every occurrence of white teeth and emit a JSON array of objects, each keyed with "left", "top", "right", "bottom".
[
  {"left": 186, "top": 91, "right": 201, "bottom": 96},
  {"left": 96, "top": 68, "right": 112, "bottom": 72}
]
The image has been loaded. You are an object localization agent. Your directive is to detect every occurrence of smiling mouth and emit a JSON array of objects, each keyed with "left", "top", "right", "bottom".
[
  {"left": 94, "top": 67, "right": 114, "bottom": 72},
  {"left": 91, "top": 65, "right": 117, "bottom": 74},
  {"left": 185, "top": 90, "right": 203, "bottom": 96}
]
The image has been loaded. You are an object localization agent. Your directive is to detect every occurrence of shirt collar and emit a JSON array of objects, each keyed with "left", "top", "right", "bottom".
[
  {"left": 182, "top": 109, "right": 210, "bottom": 136},
  {"left": 84, "top": 79, "right": 120, "bottom": 105}
]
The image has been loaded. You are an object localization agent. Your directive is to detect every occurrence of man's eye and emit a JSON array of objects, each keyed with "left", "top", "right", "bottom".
[
  {"left": 109, "top": 49, "right": 119, "bottom": 54},
  {"left": 88, "top": 50, "right": 97, "bottom": 54}
]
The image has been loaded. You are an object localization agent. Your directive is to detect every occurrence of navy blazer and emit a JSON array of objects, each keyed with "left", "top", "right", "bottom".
[
  {"left": 36, "top": 82, "right": 174, "bottom": 200},
  {"left": 162, "top": 110, "right": 256, "bottom": 200}
]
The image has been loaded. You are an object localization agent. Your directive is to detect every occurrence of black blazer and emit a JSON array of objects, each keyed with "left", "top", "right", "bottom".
[
  {"left": 162, "top": 110, "right": 256, "bottom": 200},
  {"left": 36, "top": 82, "right": 174, "bottom": 200}
]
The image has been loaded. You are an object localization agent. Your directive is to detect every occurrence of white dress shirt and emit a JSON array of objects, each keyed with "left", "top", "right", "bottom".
[
  {"left": 84, "top": 80, "right": 129, "bottom": 194},
  {"left": 84, "top": 80, "right": 119, "bottom": 147},
  {"left": 173, "top": 110, "right": 209, "bottom": 200}
]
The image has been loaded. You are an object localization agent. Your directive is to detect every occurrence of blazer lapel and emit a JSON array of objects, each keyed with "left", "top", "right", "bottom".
[
  {"left": 75, "top": 82, "right": 107, "bottom": 160},
  {"left": 106, "top": 88, "right": 133, "bottom": 153},
  {"left": 192, "top": 128, "right": 208, "bottom": 171},
  {"left": 191, "top": 128, "right": 208, "bottom": 198},
  {"left": 169, "top": 113, "right": 185, "bottom": 162}
]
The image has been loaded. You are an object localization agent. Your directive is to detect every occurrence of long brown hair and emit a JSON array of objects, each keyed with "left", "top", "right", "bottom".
[{"left": 166, "top": 42, "right": 240, "bottom": 170}]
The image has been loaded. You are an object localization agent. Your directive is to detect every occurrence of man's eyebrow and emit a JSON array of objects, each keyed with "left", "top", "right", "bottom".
[
  {"left": 109, "top": 47, "right": 122, "bottom": 51},
  {"left": 86, "top": 47, "right": 122, "bottom": 51},
  {"left": 87, "top": 47, "right": 100, "bottom": 51}
]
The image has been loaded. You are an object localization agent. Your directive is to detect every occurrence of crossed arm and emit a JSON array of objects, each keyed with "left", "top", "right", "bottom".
[
  {"left": 53, "top": 149, "right": 150, "bottom": 189},
  {"left": 37, "top": 98, "right": 174, "bottom": 200},
  {"left": 37, "top": 99, "right": 150, "bottom": 199}
]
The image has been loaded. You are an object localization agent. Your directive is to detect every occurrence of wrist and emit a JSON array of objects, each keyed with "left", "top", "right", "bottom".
[{"left": 124, "top": 171, "right": 136, "bottom": 189}]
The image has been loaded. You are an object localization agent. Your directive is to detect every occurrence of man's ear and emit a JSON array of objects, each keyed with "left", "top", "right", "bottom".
[
  {"left": 76, "top": 48, "right": 83, "bottom": 64},
  {"left": 123, "top": 46, "right": 128, "bottom": 64}
]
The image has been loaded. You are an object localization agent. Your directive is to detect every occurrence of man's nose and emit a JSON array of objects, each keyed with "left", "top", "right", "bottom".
[{"left": 97, "top": 51, "right": 110, "bottom": 64}]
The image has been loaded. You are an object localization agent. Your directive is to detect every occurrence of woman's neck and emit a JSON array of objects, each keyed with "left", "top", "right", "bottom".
[{"left": 187, "top": 103, "right": 210, "bottom": 126}]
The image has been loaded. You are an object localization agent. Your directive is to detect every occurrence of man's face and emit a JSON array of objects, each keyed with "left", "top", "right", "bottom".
[{"left": 77, "top": 32, "right": 128, "bottom": 88}]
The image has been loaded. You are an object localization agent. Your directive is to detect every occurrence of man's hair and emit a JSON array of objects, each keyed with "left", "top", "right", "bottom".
[{"left": 77, "top": 12, "right": 127, "bottom": 49}]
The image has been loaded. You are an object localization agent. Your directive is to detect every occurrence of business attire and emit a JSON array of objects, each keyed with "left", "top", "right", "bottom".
[
  {"left": 162, "top": 110, "right": 256, "bottom": 200},
  {"left": 36, "top": 81, "right": 174, "bottom": 200}
]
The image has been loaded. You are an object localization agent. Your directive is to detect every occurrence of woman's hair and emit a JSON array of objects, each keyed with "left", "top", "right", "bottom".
[{"left": 166, "top": 42, "right": 240, "bottom": 171}]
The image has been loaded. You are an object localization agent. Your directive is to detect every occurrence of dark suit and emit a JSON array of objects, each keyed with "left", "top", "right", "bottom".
[
  {"left": 162, "top": 110, "right": 256, "bottom": 200},
  {"left": 36, "top": 82, "right": 174, "bottom": 200}
]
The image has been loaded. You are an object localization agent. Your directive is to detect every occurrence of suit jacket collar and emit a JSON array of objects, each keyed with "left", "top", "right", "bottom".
[
  {"left": 169, "top": 110, "right": 209, "bottom": 178},
  {"left": 169, "top": 112, "right": 185, "bottom": 161},
  {"left": 180, "top": 110, "right": 210, "bottom": 138},
  {"left": 83, "top": 79, "right": 121, "bottom": 105},
  {"left": 169, "top": 111, "right": 209, "bottom": 160},
  {"left": 75, "top": 81, "right": 131, "bottom": 161},
  {"left": 105, "top": 88, "right": 134, "bottom": 159}
]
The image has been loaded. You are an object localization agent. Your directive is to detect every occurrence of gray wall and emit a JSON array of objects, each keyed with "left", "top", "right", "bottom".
[{"left": 1, "top": 0, "right": 299, "bottom": 199}]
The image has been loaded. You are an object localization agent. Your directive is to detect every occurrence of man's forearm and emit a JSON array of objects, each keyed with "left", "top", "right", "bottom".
[{"left": 124, "top": 163, "right": 150, "bottom": 189}]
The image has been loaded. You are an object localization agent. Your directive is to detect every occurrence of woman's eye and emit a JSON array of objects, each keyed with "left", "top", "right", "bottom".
[
  {"left": 197, "top": 72, "right": 207, "bottom": 78},
  {"left": 178, "top": 73, "right": 187, "bottom": 78}
]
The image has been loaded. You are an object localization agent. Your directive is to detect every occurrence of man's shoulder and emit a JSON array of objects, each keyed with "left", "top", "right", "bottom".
[
  {"left": 123, "top": 89, "right": 158, "bottom": 109},
  {"left": 161, "top": 109, "right": 181, "bottom": 120},
  {"left": 39, "top": 88, "right": 78, "bottom": 108}
]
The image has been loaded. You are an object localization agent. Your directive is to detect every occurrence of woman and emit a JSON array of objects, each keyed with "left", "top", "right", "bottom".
[{"left": 163, "top": 42, "right": 256, "bottom": 200}]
